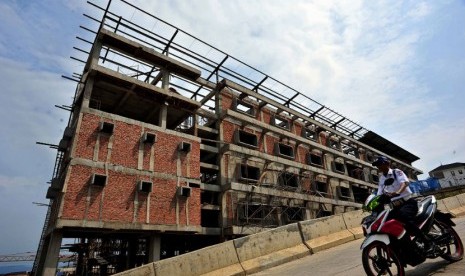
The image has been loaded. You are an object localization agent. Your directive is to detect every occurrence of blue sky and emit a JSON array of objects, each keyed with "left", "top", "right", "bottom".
[{"left": 0, "top": 0, "right": 464, "bottom": 259}]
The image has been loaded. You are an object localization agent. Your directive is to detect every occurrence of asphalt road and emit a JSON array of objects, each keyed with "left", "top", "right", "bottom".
[{"left": 253, "top": 216, "right": 465, "bottom": 276}]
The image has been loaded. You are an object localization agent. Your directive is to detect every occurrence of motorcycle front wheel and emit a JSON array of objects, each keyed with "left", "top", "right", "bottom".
[{"left": 362, "top": 241, "right": 404, "bottom": 276}]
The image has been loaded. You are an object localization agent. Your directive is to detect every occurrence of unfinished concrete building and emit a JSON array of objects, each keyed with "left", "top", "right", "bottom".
[{"left": 33, "top": 1, "right": 423, "bottom": 275}]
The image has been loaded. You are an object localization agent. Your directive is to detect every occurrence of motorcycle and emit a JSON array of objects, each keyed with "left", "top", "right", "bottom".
[{"left": 360, "top": 192, "right": 463, "bottom": 276}]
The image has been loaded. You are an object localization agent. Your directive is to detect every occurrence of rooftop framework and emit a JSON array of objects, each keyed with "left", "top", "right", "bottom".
[{"left": 69, "top": 0, "right": 371, "bottom": 139}]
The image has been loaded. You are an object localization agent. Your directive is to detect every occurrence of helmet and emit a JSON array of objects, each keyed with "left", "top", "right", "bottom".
[{"left": 363, "top": 194, "right": 381, "bottom": 212}]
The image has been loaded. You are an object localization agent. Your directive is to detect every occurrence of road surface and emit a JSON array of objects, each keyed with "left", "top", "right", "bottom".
[{"left": 253, "top": 216, "right": 465, "bottom": 276}]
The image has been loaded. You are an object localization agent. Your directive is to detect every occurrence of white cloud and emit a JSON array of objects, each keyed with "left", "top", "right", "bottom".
[
  {"left": 401, "top": 118, "right": 465, "bottom": 177},
  {"left": 0, "top": 175, "right": 39, "bottom": 190},
  {"left": 0, "top": 56, "right": 71, "bottom": 181},
  {"left": 408, "top": 2, "right": 433, "bottom": 20}
]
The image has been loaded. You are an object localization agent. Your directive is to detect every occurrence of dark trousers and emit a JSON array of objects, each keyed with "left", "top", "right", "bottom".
[{"left": 389, "top": 198, "right": 424, "bottom": 238}]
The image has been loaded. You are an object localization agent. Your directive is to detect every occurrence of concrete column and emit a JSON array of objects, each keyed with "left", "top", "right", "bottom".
[
  {"left": 193, "top": 114, "right": 199, "bottom": 136},
  {"left": 82, "top": 76, "right": 95, "bottom": 108},
  {"left": 159, "top": 103, "right": 168, "bottom": 128},
  {"left": 216, "top": 90, "right": 229, "bottom": 228},
  {"left": 41, "top": 230, "right": 63, "bottom": 276},
  {"left": 277, "top": 207, "right": 283, "bottom": 226},
  {"left": 148, "top": 235, "right": 161, "bottom": 262},
  {"left": 305, "top": 208, "right": 312, "bottom": 220},
  {"left": 158, "top": 69, "right": 169, "bottom": 128}
]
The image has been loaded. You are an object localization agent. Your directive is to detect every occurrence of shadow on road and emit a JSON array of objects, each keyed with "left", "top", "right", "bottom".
[{"left": 407, "top": 259, "right": 452, "bottom": 275}]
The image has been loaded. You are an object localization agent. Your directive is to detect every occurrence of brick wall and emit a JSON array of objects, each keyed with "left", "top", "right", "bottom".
[
  {"left": 60, "top": 112, "right": 201, "bottom": 227},
  {"left": 222, "top": 121, "right": 235, "bottom": 144}
]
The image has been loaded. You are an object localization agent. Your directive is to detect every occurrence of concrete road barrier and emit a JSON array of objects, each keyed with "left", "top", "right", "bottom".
[
  {"left": 442, "top": 196, "right": 464, "bottom": 216},
  {"left": 456, "top": 193, "right": 465, "bottom": 206},
  {"left": 233, "top": 223, "right": 310, "bottom": 275},
  {"left": 342, "top": 210, "right": 366, "bottom": 239},
  {"left": 299, "top": 214, "right": 355, "bottom": 253},
  {"left": 114, "top": 193, "right": 465, "bottom": 276},
  {"left": 449, "top": 194, "right": 465, "bottom": 216},
  {"left": 152, "top": 240, "right": 244, "bottom": 276},
  {"left": 436, "top": 199, "right": 449, "bottom": 212},
  {"left": 114, "top": 263, "right": 155, "bottom": 276}
]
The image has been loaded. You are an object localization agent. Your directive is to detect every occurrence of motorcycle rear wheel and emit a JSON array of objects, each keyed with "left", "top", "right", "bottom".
[
  {"left": 432, "top": 221, "right": 464, "bottom": 262},
  {"left": 362, "top": 241, "right": 404, "bottom": 276}
]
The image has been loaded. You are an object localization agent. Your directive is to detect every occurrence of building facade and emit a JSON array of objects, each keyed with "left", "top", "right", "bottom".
[
  {"left": 429, "top": 163, "right": 465, "bottom": 188},
  {"left": 33, "top": 1, "right": 423, "bottom": 275}
]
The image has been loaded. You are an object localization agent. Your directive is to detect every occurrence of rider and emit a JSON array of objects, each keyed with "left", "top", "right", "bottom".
[{"left": 372, "top": 156, "right": 433, "bottom": 254}]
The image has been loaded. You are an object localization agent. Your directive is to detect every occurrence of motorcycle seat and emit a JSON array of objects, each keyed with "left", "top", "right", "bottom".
[{"left": 415, "top": 196, "right": 434, "bottom": 224}]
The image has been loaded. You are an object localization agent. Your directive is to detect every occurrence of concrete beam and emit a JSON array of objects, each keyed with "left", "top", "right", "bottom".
[
  {"left": 223, "top": 143, "right": 378, "bottom": 189},
  {"left": 55, "top": 218, "right": 202, "bottom": 233},
  {"left": 220, "top": 79, "right": 421, "bottom": 173},
  {"left": 228, "top": 182, "right": 362, "bottom": 208},
  {"left": 99, "top": 28, "right": 201, "bottom": 80},
  {"left": 81, "top": 107, "right": 201, "bottom": 142},
  {"left": 89, "top": 64, "right": 201, "bottom": 110},
  {"left": 69, "top": 158, "right": 201, "bottom": 184},
  {"left": 224, "top": 109, "right": 374, "bottom": 168}
]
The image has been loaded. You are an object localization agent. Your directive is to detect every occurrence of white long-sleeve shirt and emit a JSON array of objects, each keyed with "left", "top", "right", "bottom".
[{"left": 376, "top": 168, "right": 412, "bottom": 201}]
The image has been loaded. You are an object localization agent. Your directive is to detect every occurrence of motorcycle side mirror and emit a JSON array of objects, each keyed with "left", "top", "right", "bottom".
[{"left": 384, "top": 178, "right": 395, "bottom": 186}]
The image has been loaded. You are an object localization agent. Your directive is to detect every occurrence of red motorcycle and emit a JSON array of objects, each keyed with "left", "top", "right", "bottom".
[{"left": 360, "top": 194, "right": 463, "bottom": 275}]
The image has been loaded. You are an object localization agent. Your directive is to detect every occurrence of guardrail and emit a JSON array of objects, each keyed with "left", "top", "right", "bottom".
[{"left": 115, "top": 193, "right": 465, "bottom": 276}]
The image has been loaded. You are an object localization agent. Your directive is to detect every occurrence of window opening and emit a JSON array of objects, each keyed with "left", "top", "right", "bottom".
[
  {"left": 333, "top": 160, "right": 345, "bottom": 174},
  {"left": 276, "top": 143, "right": 294, "bottom": 159},
  {"left": 99, "top": 122, "right": 114, "bottom": 134},
  {"left": 143, "top": 132, "right": 156, "bottom": 144},
  {"left": 278, "top": 172, "right": 299, "bottom": 189},
  {"left": 239, "top": 164, "right": 260, "bottom": 182},
  {"left": 92, "top": 173, "right": 107, "bottom": 186},
  {"left": 341, "top": 140, "right": 357, "bottom": 157},
  {"left": 201, "top": 191, "right": 219, "bottom": 205},
  {"left": 138, "top": 180, "right": 153, "bottom": 193},
  {"left": 200, "top": 168, "right": 218, "bottom": 184},
  {"left": 308, "top": 152, "right": 323, "bottom": 167},
  {"left": 329, "top": 138, "right": 340, "bottom": 150},
  {"left": 179, "top": 141, "right": 192, "bottom": 152},
  {"left": 346, "top": 163, "right": 363, "bottom": 180},
  {"left": 234, "top": 98, "right": 255, "bottom": 116},
  {"left": 273, "top": 115, "right": 290, "bottom": 130},
  {"left": 201, "top": 209, "right": 220, "bottom": 227},
  {"left": 177, "top": 186, "right": 191, "bottom": 197},
  {"left": 236, "top": 130, "right": 258, "bottom": 148},
  {"left": 314, "top": 180, "right": 328, "bottom": 197},
  {"left": 302, "top": 128, "right": 316, "bottom": 140},
  {"left": 338, "top": 186, "right": 351, "bottom": 200}
]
